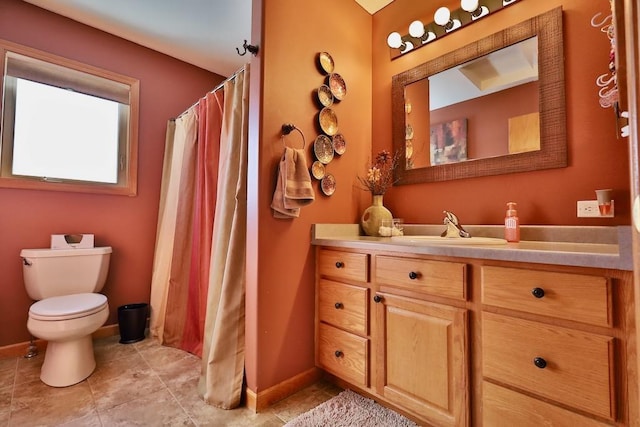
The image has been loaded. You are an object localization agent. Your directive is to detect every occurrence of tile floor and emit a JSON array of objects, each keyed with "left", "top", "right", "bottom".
[{"left": 0, "top": 335, "right": 341, "bottom": 426}]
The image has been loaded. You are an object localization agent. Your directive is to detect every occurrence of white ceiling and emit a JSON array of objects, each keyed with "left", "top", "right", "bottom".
[{"left": 22, "top": 0, "right": 392, "bottom": 77}]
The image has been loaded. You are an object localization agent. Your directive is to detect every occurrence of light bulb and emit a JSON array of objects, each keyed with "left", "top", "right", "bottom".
[
  {"left": 387, "top": 32, "right": 403, "bottom": 49},
  {"left": 461, "top": 0, "right": 479, "bottom": 12},
  {"left": 408, "top": 20, "right": 425, "bottom": 38},
  {"left": 434, "top": 7, "right": 451, "bottom": 26}
]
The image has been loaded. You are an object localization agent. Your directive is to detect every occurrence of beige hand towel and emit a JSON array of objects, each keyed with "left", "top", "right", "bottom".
[{"left": 271, "top": 147, "right": 315, "bottom": 218}]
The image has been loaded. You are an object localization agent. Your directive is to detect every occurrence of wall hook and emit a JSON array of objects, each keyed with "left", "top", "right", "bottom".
[{"left": 236, "top": 40, "right": 259, "bottom": 57}]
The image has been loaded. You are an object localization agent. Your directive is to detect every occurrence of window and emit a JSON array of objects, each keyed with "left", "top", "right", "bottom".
[{"left": 0, "top": 40, "right": 139, "bottom": 195}]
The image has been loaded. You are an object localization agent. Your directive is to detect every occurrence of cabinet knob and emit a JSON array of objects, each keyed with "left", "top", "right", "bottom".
[
  {"left": 533, "top": 357, "right": 547, "bottom": 369},
  {"left": 531, "top": 287, "right": 545, "bottom": 298},
  {"left": 373, "top": 295, "right": 383, "bottom": 303},
  {"left": 408, "top": 271, "right": 420, "bottom": 280},
  {"left": 334, "top": 350, "right": 343, "bottom": 358},
  {"left": 334, "top": 302, "right": 343, "bottom": 309},
  {"left": 335, "top": 261, "right": 344, "bottom": 269}
]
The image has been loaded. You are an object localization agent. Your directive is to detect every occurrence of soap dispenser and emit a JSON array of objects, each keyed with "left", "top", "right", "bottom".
[{"left": 505, "top": 202, "right": 520, "bottom": 242}]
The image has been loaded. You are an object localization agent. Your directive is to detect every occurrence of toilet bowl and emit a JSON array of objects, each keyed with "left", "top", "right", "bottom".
[
  {"left": 28, "top": 293, "right": 109, "bottom": 387},
  {"left": 21, "top": 246, "right": 112, "bottom": 387}
]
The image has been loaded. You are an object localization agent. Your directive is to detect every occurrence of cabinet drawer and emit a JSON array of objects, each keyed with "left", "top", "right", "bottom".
[
  {"left": 318, "top": 249, "right": 368, "bottom": 282},
  {"left": 482, "top": 312, "right": 615, "bottom": 420},
  {"left": 318, "top": 280, "right": 368, "bottom": 335},
  {"left": 317, "top": 323, "right": 368, "bottom": 387},
  {"left": 483, "top": 381, "right": 612, "bottom": 427},
  {"left": 375, "top": 256, "right": 466, "bottom": 300},
  {"left": 482, "top": 266, "right": 611, "bottom": 327}
]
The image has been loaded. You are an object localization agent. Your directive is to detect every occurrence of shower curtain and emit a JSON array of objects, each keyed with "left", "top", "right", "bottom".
[{"left": 149, "top": 65, "right": 248, "bottom": 408}]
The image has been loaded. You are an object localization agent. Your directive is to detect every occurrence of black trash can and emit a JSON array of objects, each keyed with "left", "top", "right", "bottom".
[{"left": 118, "top": 303, "right": 148, "bottom": 344}]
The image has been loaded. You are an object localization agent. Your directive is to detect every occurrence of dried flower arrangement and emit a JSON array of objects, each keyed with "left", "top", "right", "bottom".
[{"left": 357, "top": 150, "right": 400, "bottom": 195}]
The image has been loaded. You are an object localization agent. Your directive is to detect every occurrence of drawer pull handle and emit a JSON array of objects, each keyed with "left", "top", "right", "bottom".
[
  {"left": 334, "top": 350, "right": 343, "bottom": 358},
  {"left": 531, "top": 287, "right": 545, "bottom": 298},
  {"left": 408, "top": 271, "right": 420, "bottom": 280},
  {"left": 335, "top": 261, "right": 344, "bottom": 269},
  {"left": 373, "top": 295, "right": 383, "bottom": 303},
  {"left": 533, "top": 357, "right": 547, "bottom": 369},
  {"left": 334, "top": 302, "right": 343, "bottom": 309}
]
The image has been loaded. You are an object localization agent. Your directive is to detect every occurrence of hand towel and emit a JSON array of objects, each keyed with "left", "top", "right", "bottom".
[{"left": 271, "top": 147, "right": 315, "bottom": 218}]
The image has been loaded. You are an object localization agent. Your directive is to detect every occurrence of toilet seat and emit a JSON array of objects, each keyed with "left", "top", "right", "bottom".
[{"left": 29, "top": 293, "right": 108, "bottom": 321}]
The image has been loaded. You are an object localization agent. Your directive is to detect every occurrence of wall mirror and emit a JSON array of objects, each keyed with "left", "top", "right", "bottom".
[{"left": 392, "top": 7, "right": 565, "bottom": 184}]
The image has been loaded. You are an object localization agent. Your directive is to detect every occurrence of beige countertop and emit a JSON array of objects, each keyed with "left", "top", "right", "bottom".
[{"left": 311, "top": 224, "right": 633, "bottom": 271}]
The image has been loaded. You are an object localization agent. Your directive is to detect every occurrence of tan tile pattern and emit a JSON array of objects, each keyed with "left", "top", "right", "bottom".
[{"left": 0, "top": 335, "right": 339, "bottom": 426}]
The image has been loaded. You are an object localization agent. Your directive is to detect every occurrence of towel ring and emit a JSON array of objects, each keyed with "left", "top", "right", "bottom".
[{"left": 281, "top": 123, "right": 306, "bottom": 149}]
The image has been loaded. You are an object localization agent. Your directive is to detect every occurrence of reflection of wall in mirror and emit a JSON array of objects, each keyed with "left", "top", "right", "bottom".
[{"left": 430, "top": 81, "right": 539, "bottom": 161}]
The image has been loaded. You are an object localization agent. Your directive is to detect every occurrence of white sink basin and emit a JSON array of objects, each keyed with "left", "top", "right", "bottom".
[{"left": 391, "top": 235, "right": 508, "bottom": 245}]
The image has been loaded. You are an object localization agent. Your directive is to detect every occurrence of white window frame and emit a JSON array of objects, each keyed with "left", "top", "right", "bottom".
[{"left": 0, "top": 40, "right": 139, "bottom": 196}]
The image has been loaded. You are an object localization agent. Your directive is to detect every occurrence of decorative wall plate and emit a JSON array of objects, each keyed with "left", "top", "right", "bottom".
[
  {"left": 318, "top": 108, "right": 338, "bottom": 136},
  {"left": 332, "top": 134, "right": 346, "bottom": 155},
  {"left": 317, "top": 85, "right": 334, "bottom": 107},
  {"left": 327, "top": 73, "right": 347, "bottom": 101},
  {"left": 318, "top": 52, "right": 335, "bottom": 74},
  {"left": 314, "top": 134, "right": 334, "bottom": 164},
  {"left": 311, "top": 161, "right": 325, "bottom": 180},
  {"left": 321, "top": 174, "right": 336, "bottom": 196}
]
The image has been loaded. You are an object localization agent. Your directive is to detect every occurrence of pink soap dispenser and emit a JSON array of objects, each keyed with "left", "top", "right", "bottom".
[{"left": 504, "top": 202, "right": 520, "bottom": 242}]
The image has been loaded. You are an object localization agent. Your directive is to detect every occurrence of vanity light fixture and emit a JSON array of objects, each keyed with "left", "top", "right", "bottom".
[
  {"left": 461, "top": 0, "right": 489, "bottom": 20},
  {"left": 434, "top": 7, "right": 461, "bottom": 32},
  {"left": 408, "top": 20, "right": 436, "bottom": 44},
  {"left": 386, "top": 0, "right": 521, "bottom": 59},
  {"left": 386, "top": 32, "right": 414, "bottom": 53}
]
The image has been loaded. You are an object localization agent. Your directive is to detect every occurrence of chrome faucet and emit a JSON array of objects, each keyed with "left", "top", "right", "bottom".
[{"left": 441, "top": 211, "right": 471, "bottom": 238}]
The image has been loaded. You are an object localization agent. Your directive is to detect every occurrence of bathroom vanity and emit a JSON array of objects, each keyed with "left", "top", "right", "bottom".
[{"left": 312, "top": 224, "right": 638, "bottom": 426}]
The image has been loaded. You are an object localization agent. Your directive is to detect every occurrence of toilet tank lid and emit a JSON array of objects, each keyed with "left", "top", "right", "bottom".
[{"left": 20, "top": 246, "right": 112, "bottom": 258}]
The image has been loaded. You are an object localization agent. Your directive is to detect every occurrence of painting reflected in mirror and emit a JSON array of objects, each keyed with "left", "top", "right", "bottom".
[{"left": 392, "top": 8, "right": 565, "bottom": 185}]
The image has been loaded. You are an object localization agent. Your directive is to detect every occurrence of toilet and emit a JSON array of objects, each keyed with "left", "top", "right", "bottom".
[{"left": 20, "top": 246, "right": 112, "bottom": 387}]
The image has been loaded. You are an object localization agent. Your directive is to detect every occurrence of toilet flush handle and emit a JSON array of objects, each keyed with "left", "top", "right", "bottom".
[{"left": 22, "top": 258, "right": 32, "bottom": 266}]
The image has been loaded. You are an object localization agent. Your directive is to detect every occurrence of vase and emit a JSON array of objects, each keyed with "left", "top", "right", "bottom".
[{"left": 361, "top": 194, "right": 393, "bottom": 236}]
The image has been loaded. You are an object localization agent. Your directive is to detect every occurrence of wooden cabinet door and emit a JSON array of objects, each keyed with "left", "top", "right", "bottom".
[{"left": 374, "top": 292, "right": 468, "bottom": 427}]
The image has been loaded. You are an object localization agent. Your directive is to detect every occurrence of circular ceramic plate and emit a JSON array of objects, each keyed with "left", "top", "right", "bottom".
[
  {"left": 318, "top": 52, "right": 335, "bottom": 74},
  {"left": 317, "top": 85, "right": 334, "bottom": 107},
  {"left": 311, "top": 161, "right": 325, "bottom": 180},
  {"left": 318, "top": 107, "right": 338, "bottom": 136},
  {"left": 321, "top": 174, "right": 336, "bottom": 196},
  {"left": 314, "top": 135, "right": 334, "bottom": 164},
  {"left": 332, "top": 134, "right": 346, "bottom": 155},
  {"left": 327, "top": 73, "right": 347, "bottom": 101}
]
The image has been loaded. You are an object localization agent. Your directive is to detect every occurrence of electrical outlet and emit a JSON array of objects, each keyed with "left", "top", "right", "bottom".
[{"left": 577, "top": 200, "right": 614, "bottom": 217}]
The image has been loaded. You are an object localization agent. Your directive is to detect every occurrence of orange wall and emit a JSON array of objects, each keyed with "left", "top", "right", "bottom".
[
  {"left": 245, "top": 0, "right": 372, "bottom": 392},
  {"left": 374, "top": 0, "right": 631, "bottom": 226},
  {"left": 0, "top": 0, "right": 223, "bottom": 346}
]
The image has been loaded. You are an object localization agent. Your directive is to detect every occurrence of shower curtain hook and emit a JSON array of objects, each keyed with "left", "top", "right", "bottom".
[{"left": 236, "top": 40, "right": 259, "bottom": 57}]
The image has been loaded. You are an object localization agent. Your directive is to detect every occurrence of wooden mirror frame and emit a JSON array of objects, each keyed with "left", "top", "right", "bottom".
[{"left": 392, "top": 7, "right": 565, "bottom": 185}]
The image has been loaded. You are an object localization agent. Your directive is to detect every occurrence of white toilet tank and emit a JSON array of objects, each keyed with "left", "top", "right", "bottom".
[{"left": 20, "top": 247, "right": 112, "bottom": 300}]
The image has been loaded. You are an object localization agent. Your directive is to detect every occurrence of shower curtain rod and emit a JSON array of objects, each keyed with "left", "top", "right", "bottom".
[{"left": 173, "top": 65, "right": 245, "bottom": 121}]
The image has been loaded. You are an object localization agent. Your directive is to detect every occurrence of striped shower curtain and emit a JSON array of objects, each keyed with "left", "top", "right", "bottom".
[{"left": 149, "top": 65, "right": 248, "bottom": 409}]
